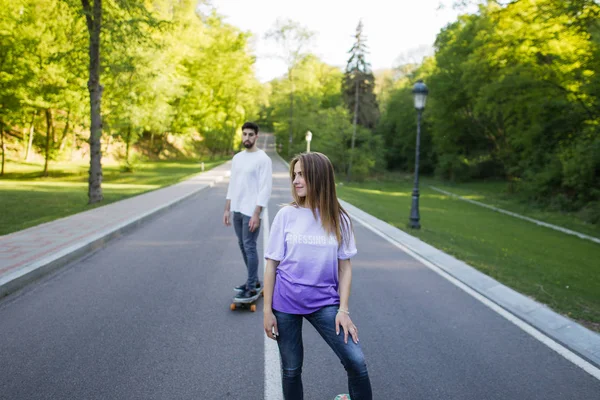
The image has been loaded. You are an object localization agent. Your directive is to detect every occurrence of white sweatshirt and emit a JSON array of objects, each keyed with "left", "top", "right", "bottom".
[{"left": 226, "top": 149, "right": 273, "bottom": 217}]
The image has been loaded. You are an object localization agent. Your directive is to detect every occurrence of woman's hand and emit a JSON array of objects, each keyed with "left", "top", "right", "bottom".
[
  {"left": 264, "top": 310, "right": 279, "bottom": 340},
  {"left": 336, "top": 311, "right": 359, "bottom": 344}
]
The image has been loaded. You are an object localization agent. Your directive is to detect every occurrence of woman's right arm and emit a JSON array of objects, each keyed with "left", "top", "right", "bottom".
[{"left": 263, "top": 258, "right": 279, "bottom": 340}]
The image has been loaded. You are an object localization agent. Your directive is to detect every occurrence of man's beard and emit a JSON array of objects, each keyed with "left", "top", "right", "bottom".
[{"left": 243, "top": 141, "right": 253, "bottom": 149}]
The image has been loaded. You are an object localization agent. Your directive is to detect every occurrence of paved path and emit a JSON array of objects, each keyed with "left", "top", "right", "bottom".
[
  {"left": 1, "top": 134, "right": 599, "bottom": 399},
  {"left": 0, "top": 163, "right": 230, "bottom": 297}
]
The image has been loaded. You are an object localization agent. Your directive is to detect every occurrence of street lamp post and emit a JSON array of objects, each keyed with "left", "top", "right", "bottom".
[
  {"left": 305, "top": 130, "right": 312, "bottom": 153},
  {"left": 409, "top": 80, "right": 428, "bottom": 229}
]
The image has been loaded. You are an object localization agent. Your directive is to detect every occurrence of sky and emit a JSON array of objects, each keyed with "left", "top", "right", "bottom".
[{"left": 207, "top": 0, "right": 469, "bottom": 82}]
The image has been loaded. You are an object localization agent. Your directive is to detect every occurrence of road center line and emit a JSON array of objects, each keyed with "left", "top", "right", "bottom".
[{"left": 263, "top": 207, "right": 284, "bottom": 399}]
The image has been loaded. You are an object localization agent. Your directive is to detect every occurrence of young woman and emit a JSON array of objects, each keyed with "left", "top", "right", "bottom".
[{"left": 263, "top": 152, "right": 372, "bottom": 400}]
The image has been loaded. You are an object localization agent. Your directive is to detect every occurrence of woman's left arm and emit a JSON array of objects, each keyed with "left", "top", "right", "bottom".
[{"left": 337, "top": 258, "right": 359, "bottom": 344}]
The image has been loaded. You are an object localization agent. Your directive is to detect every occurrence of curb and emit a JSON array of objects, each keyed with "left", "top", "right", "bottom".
[{"left": 0, "top": 168, "right": 229, "bottom": 299}]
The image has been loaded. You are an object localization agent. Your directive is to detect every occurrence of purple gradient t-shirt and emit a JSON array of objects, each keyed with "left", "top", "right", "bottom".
[{"left": 265, "top": 205, "right": 357, "bottom": 314}]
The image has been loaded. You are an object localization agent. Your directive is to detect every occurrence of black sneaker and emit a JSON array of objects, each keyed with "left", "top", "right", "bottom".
[
  {"left": 234, "top": 283, "right": 246, "bottom": 293},
  {"left": 234, "top": 289, "right": 258, "bottom": 302},
  {"left": 234, "top": 281, "right": 261, "bottom": 293}
]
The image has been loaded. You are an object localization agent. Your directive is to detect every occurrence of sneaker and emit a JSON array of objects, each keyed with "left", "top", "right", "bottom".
[
  {"left": 234, "top": 281, "right": 262, "bottom": 293},
  {"left": 233, "top": 283, "right": 246, "bottom": 293},
  {"left": 234, "top": 289, "right": 258, "bottom": 302}
]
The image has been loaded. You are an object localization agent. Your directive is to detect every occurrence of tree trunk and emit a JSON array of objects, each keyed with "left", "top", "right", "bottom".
[
  {"left": 347, "top": 73, "right": 359, "bottom": 181},
  {"left": 288, "top": 67, "right": 294, "bottom": 157},
  {"left": 125, "top": 124, "right": 131, "bottom": 164},
  {"left": 43, "top": 109, "right": 53, "bottom": 177},
  {"left": 1, "top": 120, "right": 5, "bottom": 176},
  {"left": 229, "top": 123, "right": 236, "bottom": 152},
  {"left": 82, "top": 0, "right": 104, "bottom": 204},
  {"left": 25, "top": 111, "right": 37, "bottom": 162},
  {"left": 70, "top": 130, "right": 77, "bottom": 160},
  {"left": 156, "top": 133, "right": 166, "bottom": 157},
  {"left": 58, "top": 110, "right": 71, "bottom": 151},
  {"left": 51, "top": 112, "right": 56, "bottom": 143}
]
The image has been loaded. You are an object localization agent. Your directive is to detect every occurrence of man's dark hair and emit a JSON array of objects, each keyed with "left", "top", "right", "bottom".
[{"left": 241, "top": 122, "right": 259, "bottom": 134}]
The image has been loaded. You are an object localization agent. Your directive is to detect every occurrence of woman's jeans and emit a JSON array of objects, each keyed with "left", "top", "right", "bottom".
[
  {"left": 232, "top": 212, "right": 260, "bottom": 290},
  {"left": 273, "top": 305, "right": 372, "bottom": 400}
]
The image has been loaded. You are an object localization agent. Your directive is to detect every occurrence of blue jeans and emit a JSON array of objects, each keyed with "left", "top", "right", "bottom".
[
  {"left": 232, "top": 212, "right": 260, "bottom": 290},
  {"left": 273, "top": 305, "right": 372, "bottom": 400}
]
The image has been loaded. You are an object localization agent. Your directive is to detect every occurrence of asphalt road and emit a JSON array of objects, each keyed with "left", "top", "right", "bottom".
[{"left": 1, "top": 135, "right": 599, "bottom": 399}]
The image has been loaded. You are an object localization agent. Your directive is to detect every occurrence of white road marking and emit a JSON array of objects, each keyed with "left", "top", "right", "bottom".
[
  {"left": 349, "top": 211, "right": 600, "bottom": 381},
  {"left": 263, "top": 207, "right": 284, "bottom": 399}
]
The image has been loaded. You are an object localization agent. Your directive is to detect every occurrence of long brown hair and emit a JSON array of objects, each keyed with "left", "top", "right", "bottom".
[{"left": 290, "top": 152, "right": 353, "bottom": 245}]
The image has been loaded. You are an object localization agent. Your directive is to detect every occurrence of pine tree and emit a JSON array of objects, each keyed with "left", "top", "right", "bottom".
[{"left": 343, "top": 20, "right": 379, "bottom": 179}]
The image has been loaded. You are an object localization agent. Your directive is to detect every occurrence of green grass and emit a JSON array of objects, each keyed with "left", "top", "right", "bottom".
[
  {"left": 0, "top": 158, "right": 228, "bottom": 235},
  {"left": 337, "top": 179, "right": 600, "bottom": 331},
  {"left": 422, "top": 178, "right": 600, "bottom": 239}
]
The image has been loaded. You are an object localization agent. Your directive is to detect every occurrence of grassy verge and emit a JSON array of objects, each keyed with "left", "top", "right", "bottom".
[
  {"left": 0, "top": 158, "right": 228, "bottom": 236},
  {"left": 337, "top": 179, "right": 600, "bottom": 332},
  {"left": 422, "top": 178, "right": 600, "bottom": 239}
]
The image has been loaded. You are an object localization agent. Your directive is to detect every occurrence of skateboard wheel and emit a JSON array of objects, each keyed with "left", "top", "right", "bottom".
[
  {"left": 250, "top": 304, "right": 257, "bottom": 312},
  {"left": 230, "top": 303, "right": 236, "bottom": 311}
]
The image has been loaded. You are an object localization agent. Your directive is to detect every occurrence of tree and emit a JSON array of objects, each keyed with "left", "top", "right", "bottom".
[
  {"left": 265, "top": 19, "right": 314, "bottom": 157},
  {"left": 266, "top": 54, "right": 385, "bottom": 179},
  {"left": 343, "top": 20, "right": 379, "bottom": 179},
  {"left": 376, "top": 0, "right": 600, "bottom": 216},
  {"left": 80, "top": 0, "right": 103, "bottom": 203},
  {"left": 0, "top": 1, "right": 34, "bottom": 168},
  {"left": 0, "top": 0, "right": 261, "bottom": 181},
  {"left": 77, "top": 0, "right": 171, "bottom": 201},
  {"left": 0, "top": 121, "right": 5, "bottom": 175}
]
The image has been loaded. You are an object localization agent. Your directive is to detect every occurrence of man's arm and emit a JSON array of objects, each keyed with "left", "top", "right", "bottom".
[
  {"left": 249, "top": 157, "right": 272, "bottom": 232},
  {"left": 223, "top": 199, "right": 232, "bottom": 226},
  {"left": 248, "top": 205, "right": 262, "bottom": 232},
  {"left": 223, "top": 157, "right": 236, "bottom": 227}
]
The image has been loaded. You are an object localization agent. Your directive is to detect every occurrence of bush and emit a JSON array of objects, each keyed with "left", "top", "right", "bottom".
[
  {"left": 470, "top": 157, "right": 505, "bottom": 180},
  {"left": 578, "top": 201, "right": 600, "bottom": 225},
  {"left": 347, "top": 151, "right": 376, "bottom": 182},
  {"left": 435, "top": 154, "right": 471, "bottom": 182},
  {"left": 559, "top": 134, "right": 600, "bottom": 206},
  {"left": 519, "top": 157, "right": 563, "bottom": 207},
  {"left": 119, "top": 153, "right": 144, "bottom": 173}
]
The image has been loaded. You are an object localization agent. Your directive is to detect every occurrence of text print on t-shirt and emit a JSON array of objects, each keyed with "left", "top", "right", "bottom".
[{"left": 285, "top": 233, "right": 338, "bottom": 246}]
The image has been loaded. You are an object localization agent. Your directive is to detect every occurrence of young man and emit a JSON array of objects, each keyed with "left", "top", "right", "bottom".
[{"left": 223, "top": 122, "right": 273, "bottom": 301}]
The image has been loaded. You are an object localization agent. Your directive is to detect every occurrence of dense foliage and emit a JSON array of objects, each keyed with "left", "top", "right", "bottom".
[
  {"left": 262, "top": 20, "right": 385, "bottom": 181},
  {"left": 377, "top": 0, "right": 600, "bottom": 220},
  {"left": 0, "top": 0, "right": 260, "bottom": 170},
  {"left": 2, "top": 0, "right": 598, "bottom": 219}
]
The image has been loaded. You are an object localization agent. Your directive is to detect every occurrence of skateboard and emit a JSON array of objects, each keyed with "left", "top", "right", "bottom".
[
  {"left": 230, "top": 286, "right": 264, "bottom": 312},
  {"left": 333, "top": 395, "right": 350, "bottom": 400}
]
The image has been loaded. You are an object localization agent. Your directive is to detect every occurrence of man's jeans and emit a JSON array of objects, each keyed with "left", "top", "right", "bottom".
[
  {"left": 233, "top": 212, "right": 260, "bottom": 290},
  {"left": 273, "top": 305, "right": 372, "bottom": 400}
]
